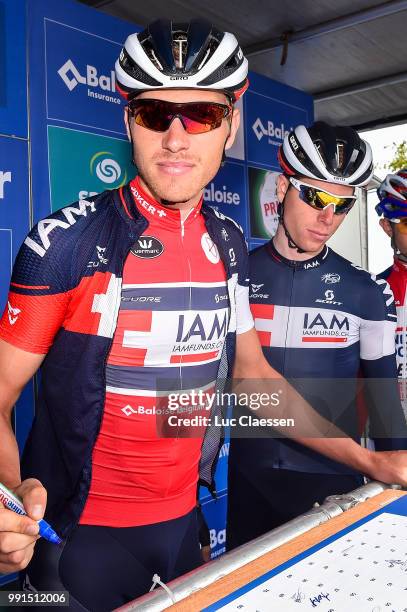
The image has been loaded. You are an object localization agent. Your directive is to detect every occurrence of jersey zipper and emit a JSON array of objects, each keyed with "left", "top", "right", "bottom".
[{"left": 163, "top": 212, "right": 194, "bottom": 497}]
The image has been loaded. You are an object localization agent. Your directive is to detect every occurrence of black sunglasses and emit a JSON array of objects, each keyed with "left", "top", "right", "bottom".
[{"left": 127, "top": 99, "right": 232, "bottom": 134}]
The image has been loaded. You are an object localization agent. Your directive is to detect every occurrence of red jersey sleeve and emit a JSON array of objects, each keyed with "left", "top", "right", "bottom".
[{"left": 0, "top": 221, "right": 73, "bottom": 354}]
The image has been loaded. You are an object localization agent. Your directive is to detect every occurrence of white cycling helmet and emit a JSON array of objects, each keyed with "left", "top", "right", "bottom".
[
  {"left": 115, "top": 19, "right": 249, "bottom": 102},
  {"left": 278, "top": 122, "right": 373, "bottom": 187}
]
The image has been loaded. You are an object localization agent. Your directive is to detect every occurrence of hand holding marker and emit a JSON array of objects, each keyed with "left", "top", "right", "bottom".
[{"left": 0, "top": 482, "right": 62, "bottom": 545}]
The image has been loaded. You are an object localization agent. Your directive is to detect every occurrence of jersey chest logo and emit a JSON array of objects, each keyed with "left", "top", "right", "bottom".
[{"left": 131, "top": 236, "right": 164, "bottom": 259}]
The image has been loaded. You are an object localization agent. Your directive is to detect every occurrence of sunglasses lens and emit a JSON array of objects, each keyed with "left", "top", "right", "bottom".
[
  {"left": 132, "top": 101, "right": 172, "bottom": 131},
  {"left": 182, "top": 104, "right": 226, "bottom": 133},
  {"left": 314, "top": 191, "right": 354, "bottom": 214},
  {"left": 129, "top": 100, "right": 229, "bottom": 134},
  {"left": 299, "top": 186, "right": 354, "bottom": 214},
  {"left": 396, "top": 218, "right": 407, "bottom": 234}
]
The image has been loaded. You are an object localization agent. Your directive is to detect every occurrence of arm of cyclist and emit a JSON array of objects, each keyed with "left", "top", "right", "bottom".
[
  {"left": 0, "top": 220, "right": 73, "bottom": 574},
  {"left": 359, "top": 275, "right": 407, "bottom": 451},
  {"left": 0, "top": 339, "right": 47, "bottom": 573},
  {"left": 233, "top": 327, "right": 407, "bottom": 486}
]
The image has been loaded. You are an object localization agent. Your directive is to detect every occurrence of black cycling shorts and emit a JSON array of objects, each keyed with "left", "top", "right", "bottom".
[{"left": 20, "top": 509, "right": 202, "bottom": 611}]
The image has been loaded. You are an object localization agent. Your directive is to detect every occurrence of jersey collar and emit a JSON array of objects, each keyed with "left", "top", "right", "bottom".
[
  {"left": 393, "top": 257, "right": 407, "bottom": 275},
  {"left": 129, "top": 176, "right": 202, "bottom": 227},
  {"left": 267, "top": 239, "right": 329, "bottom": 270}
]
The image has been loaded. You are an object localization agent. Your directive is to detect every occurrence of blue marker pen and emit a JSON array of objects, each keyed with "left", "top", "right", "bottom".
[{"left": 0, "top": 482, "right": 62, "bottom": 545}]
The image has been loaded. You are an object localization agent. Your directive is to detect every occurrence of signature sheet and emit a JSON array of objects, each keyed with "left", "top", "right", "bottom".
[{"left": 205, "top": 512, "right": 407, "bottom": 612}]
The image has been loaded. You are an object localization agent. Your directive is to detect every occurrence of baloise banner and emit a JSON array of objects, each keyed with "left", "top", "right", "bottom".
[
  {"left": 200, "top": 440, "right": 229, "bottom": 559},
  {"left": 203, "top": 160, "right": 248, "bottom": 235},
  {"left": 245, "top": 71, "right": 313, "bottom": 171},
  {"left": 45, "top": 19, "right": 125, "bottom": 135}
]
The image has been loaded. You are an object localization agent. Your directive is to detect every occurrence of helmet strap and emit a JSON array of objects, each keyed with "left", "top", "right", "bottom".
[
  {"left": 126, "top": 113, "right": 138, "bottom": 167},
  {"left": 221, "top": 119, "right": 233, "bottom": 167},
  {"left": 391, "top": 231, "right": 407, "bottom": 264},
  {"left": 280, "top": 196, "right": 307, "bottom": 254}
]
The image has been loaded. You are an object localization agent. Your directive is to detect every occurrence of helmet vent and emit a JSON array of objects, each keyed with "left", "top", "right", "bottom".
[
  {"left": 314, "top": 142, "right": 326, "bottom": 166},
  {"left": 173, "top": 33, "right": 188, "bottom": 69},
  {"left": 198, "top": 37, "right": 221, "bottom": 71},
  {"left": 120, "top": 47, "right": 162, "bottom": 87},
  {"left": 142, "top": 40, "right": 164, "bottom": 71},
  {"left": 198, "top": 44, "right": 243, "bottom": 86},
  {"left": 336, "top": 142, "right": 345, "bottom": 170}
]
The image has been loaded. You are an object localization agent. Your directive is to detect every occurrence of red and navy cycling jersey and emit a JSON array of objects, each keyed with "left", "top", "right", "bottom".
[
  {"left": 0, "top": 177, "right": 253, "bottom": 527},
  {"left": 80, "top": 179, "right": 252, "bottom": 526},
  {"left": 232, "top": 240, "right": 407, "bottom": 476}
]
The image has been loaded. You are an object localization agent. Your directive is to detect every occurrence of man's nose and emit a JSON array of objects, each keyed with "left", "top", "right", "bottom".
[
  {"left": 161, "top": 117, "right": 190, "bottom": 152},
  {"left": 318, "top": 203, "right": 335, "bottom": 225}
]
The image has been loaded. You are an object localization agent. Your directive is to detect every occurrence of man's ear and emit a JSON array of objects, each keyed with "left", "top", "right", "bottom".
[
  {"left": 224, "top": 107, "right": 240, "bottom": 150},
  {"left": 124, "top": 107, "right": 132, "bottom": 142},
  {"left": 379, "top": 217, "right": 393, "bottom": 238},
  {"left": 276, "top": 174, "right": 290, "bottom": 203}
]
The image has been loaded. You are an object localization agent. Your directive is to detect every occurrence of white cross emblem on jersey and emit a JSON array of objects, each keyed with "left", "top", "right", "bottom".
[
  {"left": 122, "top": 311, "right": 180, "bottom": 365},
  {"left": 92, "top": 274, "right": 121, "bottom": 338}
]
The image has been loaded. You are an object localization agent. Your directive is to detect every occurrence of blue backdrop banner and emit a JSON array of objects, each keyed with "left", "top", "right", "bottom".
[
  {"left": 45, "top": 19, "right": 124, "bottom": 134},
  {"left": 203, "top": 161, "right": 248, "bottom": 235},
  {"left": 0, "top": 0, "right": 27, "bottom": 137},
  {"left": 28, "top": 0, "right": 136, "bottom": 223},
  {"left": 0, "top": 134, "right": 33, "bottom": 590},
  {"left": 0, "top": 135, "right": 29, "bottom": 312}
]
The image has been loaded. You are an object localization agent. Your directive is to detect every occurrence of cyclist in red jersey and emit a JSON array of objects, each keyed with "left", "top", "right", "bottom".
[
  {"left": 1, "top": 19, "right": 407, "bottom": 611},
  {"left": 376, "top": 169, "right": 407, "bottom": 419}
]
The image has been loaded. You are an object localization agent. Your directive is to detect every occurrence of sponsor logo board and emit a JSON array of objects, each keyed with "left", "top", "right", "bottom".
[
  {"left": 246, "top": 89, "right": 309, "bottom": 168},
  {"left": 47, "top": 126, "right": 135, "bottom": 211},
  {"left": 45, "top": 20, "right": 125, "bottom": 133},
  {"left": 203, "top": 161, "right": 247, "bottom": 235},
  {"left": 248, "top": 167, "right": 280, "bottom": 240}
]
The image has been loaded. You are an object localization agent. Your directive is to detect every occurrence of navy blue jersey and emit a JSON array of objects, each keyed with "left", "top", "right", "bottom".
[{"left": 231, "top": 240, "right": 406, "bottom": 475}]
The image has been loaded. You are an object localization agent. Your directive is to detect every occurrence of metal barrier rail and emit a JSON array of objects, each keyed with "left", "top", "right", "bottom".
[{"left": 115, "top": 481, "right": 398, "bottom": 611}]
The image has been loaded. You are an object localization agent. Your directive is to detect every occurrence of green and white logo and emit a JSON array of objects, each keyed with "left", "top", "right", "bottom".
[
  {"left": 90, "top": 152, "right": 124, "bottom": 185},
  {"left": 249, "top": 167, "right": 280, "bottom": 239},
  {"left": 48, "top": 126, "right": 136, "bottom": 211}
]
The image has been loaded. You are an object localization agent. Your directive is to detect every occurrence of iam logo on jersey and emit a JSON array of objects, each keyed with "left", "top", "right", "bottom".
[{"left": 302, "top": 311, "right": 349, "bottom": 343}]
